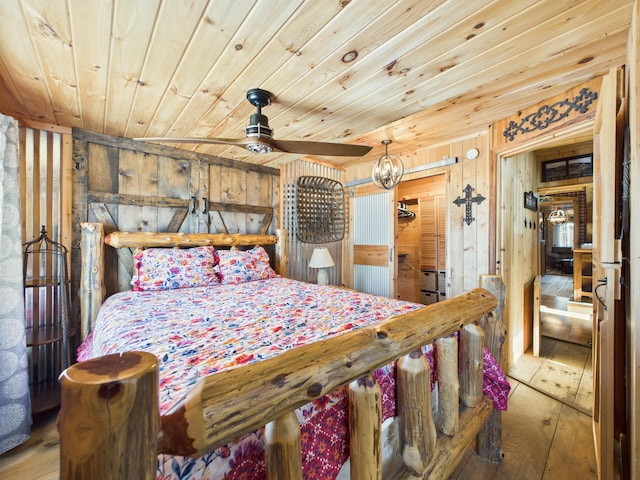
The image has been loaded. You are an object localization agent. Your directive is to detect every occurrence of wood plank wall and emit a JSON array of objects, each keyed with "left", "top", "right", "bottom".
[
  {"left": 344, "top": 133, "right": 492, "bottom": 297},
  {"left": 280, "top": 159, "right": 344, "bottom": 284},
  {"left": 71, "top": 129, "right": 280, "bottom": 337},
  {"left": 498, "top": 151, "right": 539, "bottom": 360}
]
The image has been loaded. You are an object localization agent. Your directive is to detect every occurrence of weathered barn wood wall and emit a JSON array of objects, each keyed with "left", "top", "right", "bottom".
[
  {"left": 280, "top": 159, "right": 344, "bottom": 284},
  {"left": 71, "top": 129, "right": 280, "bottom": 330},
  {"left": 344, "top": 133, "right": 492, "bottom": 299}
]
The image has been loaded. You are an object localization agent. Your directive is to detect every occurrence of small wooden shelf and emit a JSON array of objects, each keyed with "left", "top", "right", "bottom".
[
  {"left": 24, "top": 279, "right": 63, "bottom": 288},
  {"left": 25, "top": 325, "right": 64, "bottom": 346}
]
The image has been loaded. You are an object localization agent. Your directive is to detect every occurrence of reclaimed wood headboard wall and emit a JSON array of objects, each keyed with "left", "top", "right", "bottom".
[{"left": 71, "top": 129, "right": 280, "bottom": 338}]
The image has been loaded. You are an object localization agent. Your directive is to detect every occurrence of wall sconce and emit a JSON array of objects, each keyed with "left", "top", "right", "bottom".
[
  {"left": 309, "top": 247, "right": 335, "bottom": 285},
  {"left": 371, "top": 139, "right": 404, "bottom": 189}
]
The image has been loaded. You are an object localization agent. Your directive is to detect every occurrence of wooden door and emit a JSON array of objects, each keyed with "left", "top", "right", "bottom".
[
  {"left": 352, "top": 189, "right": 395, "bottom": 297},
  {"left": 419, "top": 196, "right": 438, "bottom": 270},
  {"left": 592, "top": 66, "right": 624, "bottom": 480},
  {"left": 419, "top": 194, "right": 446, "bottom": 271}
]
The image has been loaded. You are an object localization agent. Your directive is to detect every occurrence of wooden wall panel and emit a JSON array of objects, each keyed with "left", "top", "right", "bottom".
[
  {"left": 498, "top": 151, "right": 539, "bottom": 363},
  {"left": 71, "top": 129, "right": 280, "bottom": 333},
  {"left": 344, "top": 133, "right": 492, "bottom": 298}
]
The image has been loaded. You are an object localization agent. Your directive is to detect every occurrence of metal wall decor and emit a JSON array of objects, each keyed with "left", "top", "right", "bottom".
[
  {"left": 295, "top": 176, "right": 345, "bottom": 243},
  {"left": 453, "top": 184, "right": 486, "bottom": 225},
  {"left": 524, "top": 191, "right": 537, "bottom": 211},
  {"left": 502, "top": 87, "right": 598, "bottom": 141}
]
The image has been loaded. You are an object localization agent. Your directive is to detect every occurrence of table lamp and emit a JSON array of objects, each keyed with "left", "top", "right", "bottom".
[{"left": 309, "top": 247, "right": 334, "bottom": 285}]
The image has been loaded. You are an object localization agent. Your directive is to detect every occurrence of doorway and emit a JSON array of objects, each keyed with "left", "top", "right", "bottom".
[{"left": 538, "top": 186, "right": 593, "bottom": 348}]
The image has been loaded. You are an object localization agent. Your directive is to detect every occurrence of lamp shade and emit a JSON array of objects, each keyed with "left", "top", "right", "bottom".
[{"left": 309, "top": 247, "right": 335, "bottom": 269}]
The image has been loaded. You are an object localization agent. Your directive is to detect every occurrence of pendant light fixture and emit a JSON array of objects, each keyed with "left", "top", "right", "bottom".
[
  {"left": 372, "top": 139, "right": 404, "bottom": 189},
  {"left": 547, "top": 208, "right": 569, "bottom": 225}
]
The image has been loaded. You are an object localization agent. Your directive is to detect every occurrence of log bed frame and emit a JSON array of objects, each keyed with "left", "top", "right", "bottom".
[{"left": 58, "top": 222, "right": 506, "bottom": 480}]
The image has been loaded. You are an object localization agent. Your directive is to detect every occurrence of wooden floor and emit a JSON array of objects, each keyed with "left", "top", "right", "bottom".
[{"left": 450, "top": 337, "right": 596, "bottom": 479}]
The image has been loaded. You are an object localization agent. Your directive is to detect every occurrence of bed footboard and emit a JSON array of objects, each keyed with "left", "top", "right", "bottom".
[{"left": 59, "top": 284, "right": 505, "bottom": 480}]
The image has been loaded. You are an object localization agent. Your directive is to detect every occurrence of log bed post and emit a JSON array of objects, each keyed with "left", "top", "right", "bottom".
[
  {"left": 80, "top": 222, "right": 105, "bottom": 341},
  {"left": 274, "top": 228, "right": 288, "bottom": 277},
  {"left": 265, "top": 412, "right": 303, "bottom": 480},
  {"left": 58, "top": 351, "right": 159, "bottom": 480},
  {"left": 348, "top": 374, "right": 383, "bottom": 479},
  {"left": 435, "top": 335, "right": 459, "bottom": 436},
  {"left": 477, "top": 274, "right": 507, "bottom": 462},
  {"left": 396, "top": 349, "right": 437, "bottom": 476},
  {"left": 459, "top": 323, "right": 485, "bottom": 407}
]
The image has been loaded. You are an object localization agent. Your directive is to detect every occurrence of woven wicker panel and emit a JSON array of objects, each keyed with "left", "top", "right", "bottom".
[{"left": 295, "top": 176, "right": 345, "bottom": 243}]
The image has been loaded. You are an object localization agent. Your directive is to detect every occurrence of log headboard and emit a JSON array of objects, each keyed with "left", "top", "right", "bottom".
[{"left": 79, "top": 222, "right": 288, "bottom": 341}]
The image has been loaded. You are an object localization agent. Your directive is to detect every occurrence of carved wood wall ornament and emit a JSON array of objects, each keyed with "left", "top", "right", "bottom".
[
  {"left": 502, "top": 87, "right": 598, "bottom": 141},
  {"left": 453, "top": 184, "right": 486, "bottom": 226}
]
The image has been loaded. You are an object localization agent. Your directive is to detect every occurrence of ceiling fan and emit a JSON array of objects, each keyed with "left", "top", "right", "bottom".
[{"left": 135, "top": 88, "right": 372, "bottom": 157}]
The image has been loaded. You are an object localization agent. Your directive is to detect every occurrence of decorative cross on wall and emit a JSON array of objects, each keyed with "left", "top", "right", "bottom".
[{"left": 453, "top": 184, "right": 486, "bottom": 226}]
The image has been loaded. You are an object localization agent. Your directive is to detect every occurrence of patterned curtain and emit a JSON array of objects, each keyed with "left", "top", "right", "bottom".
[{"left": 0, "top": 113, "right": 30, "bottom": 454}]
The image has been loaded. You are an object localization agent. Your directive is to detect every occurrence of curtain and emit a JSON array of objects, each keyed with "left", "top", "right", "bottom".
[{"left": 0, "top": 113, "right": 30, "bottom": 454}]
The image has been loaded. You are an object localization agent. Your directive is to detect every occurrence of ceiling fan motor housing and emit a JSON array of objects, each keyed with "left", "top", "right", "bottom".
[{"left": 246, "top": 113, "right": 273, "bottom": 138}]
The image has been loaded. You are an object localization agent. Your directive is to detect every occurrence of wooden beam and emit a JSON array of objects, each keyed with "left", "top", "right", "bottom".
[
  {"left": 353, "top": 244, "right": 389, "bottom": 267},
  {"left": 104, "top": 231, "right": 278, "bottom": 248}
]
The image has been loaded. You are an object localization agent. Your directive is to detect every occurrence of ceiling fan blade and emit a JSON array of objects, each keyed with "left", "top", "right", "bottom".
[
  {"left": 134, "top": 137, "right": 253, "bottom": 146},
  {"left": 269, "top": 139, "right": 372, "bottom": 157}
]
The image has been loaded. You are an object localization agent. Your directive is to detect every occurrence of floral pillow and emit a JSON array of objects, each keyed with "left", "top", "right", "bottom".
[
  {"left": 218, "top": 246, "right": 277, "bottom": 284},
  {"left": 131, "top": 246, "right": 220, "bottom": 291}
]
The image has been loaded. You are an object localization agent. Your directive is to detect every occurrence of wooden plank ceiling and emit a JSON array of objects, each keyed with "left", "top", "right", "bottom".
[{"left": 0, "top": 0, "right": 633, "bottom": 168}]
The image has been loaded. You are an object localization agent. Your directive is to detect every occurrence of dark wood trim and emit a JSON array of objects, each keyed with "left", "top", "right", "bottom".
[{"left": 88, "top": 191, "right": 273, "bottom": 215}]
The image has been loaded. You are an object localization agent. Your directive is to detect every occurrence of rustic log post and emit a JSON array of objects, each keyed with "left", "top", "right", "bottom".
[
  {"left": 459, "top": 323, "right": 485, "bottom": 407},
  {"left": 264, "top": 411, "right": 302, "bottom": 480},
  {"left": 436, "top": 335, "right": 459, "bottom": 435},
  {"left": 58, "top": 351, "right": 159, "bottom": 480},
  {"left": 348, "top": 374, "right": 382, "bottom": 480},
  {"left": 275, "top": 228, "right": 288, "bottom": 276},
  {"left": 477, "top": 274, "right": 506, "bottom": 462},
  {"left": 396, "top": 349, "right": 437, "bottom": 476},
  {"left": 80, "top": 222, "right": 104, "bottom": 341}
]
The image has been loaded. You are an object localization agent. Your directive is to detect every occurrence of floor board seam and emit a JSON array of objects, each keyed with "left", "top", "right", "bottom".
[{"left": 507, "top": 375, "right": 592, "bottom": 417}]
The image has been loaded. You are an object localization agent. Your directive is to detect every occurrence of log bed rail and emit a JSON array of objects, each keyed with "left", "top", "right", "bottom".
[{"left": 60, "top": 223, "right": 505, "bottom": 480}]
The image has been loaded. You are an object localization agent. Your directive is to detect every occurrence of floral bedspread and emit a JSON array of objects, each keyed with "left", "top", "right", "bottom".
[{"left": 78, "top": 277, "right": 509, "bottom": 479}]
